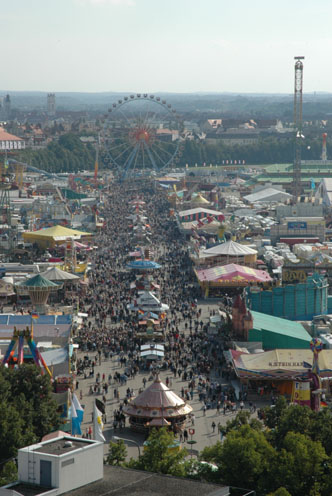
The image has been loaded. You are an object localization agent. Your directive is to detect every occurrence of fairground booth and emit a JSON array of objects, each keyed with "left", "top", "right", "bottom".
[
  {"left": 229, "top": 348, "right": 332, "bottom": 398},
  {"left": 23, "top": 225, "right": 92, "bottom": 249},
  {"left": 195, "top": 263, "right": 272, "bottom": 298},
  {"left": 192, "top": 240, "right": 258, "bottom": 268}
]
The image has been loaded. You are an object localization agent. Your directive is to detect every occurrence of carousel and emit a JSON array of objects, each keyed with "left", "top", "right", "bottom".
[
  {"left": 16, "top": 274, "right": 61, "bottom": 314},
  {"left": 123, "top": 376, "right": 193, "bottom": 432}
]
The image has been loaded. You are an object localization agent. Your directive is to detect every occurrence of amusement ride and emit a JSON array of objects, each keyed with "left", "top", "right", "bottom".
[{"left": 102, "top": 94, "right": 183, "bottom": 180}]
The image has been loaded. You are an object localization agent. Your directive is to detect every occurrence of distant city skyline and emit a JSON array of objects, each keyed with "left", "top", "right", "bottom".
[{"left": 2, "top": 0, "right": 332, "bottom": 94}]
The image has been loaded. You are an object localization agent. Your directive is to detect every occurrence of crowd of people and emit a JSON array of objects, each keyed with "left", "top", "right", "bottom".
[{"left": 75, "top": 180, "right": 239, "bottom": 433}]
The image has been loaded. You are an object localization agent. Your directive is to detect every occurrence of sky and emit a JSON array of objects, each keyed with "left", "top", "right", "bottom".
[{"left": 1, "top": 0, "right": 331, "bottom": 93}]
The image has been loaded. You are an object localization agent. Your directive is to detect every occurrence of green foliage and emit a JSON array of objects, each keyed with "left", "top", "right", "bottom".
[
  {"left": 180, "top": 135, "right": 329, "bottom": 167},
  {"left": 128, "top": 428, "right": 187, "bottom": 477},
  {"left": 185, "top": 459, "right": 220, "bottom": 484},
  {"left": 263, "top": 399, "right": 332, "bottom": 456},
  {"left": 271, "top": 432, "right": 328, "bottom": 496},
  {"left": 223, "top": 410, "right": 263, "bottom": 435},
  {"left": 197, "top": 401, "right": 332, "bottom": 495},
  {"left": 267, "top": 488, "right": 292, "bottom": 496},
  {"left": 217, "top": 424, "right": 276, "bottom": 494},
  {"left": 199, "top": 441, "right": 223, "bottom": 465},
  {"left": 0, "top": 365, "right": 61, "bottom": 463},
  {"left": 106, "top": 440, "right": 127, "bottom": 466},
  {"left": 0, "top": 461, "right": 18, "bottom": 486},
  {"left": 262, "top": 396, "right": 288, "bottom": 429},
  {"left": 20, "top": 133, "right": 95, "bottom": 173}
]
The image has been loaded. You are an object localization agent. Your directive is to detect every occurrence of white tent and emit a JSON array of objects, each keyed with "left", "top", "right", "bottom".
[
  {"left": 40, "top": 267, "right": 80, "bottom": 282},
  {"left": 203, "top": 240, "right": 257, "bottom": 257}
]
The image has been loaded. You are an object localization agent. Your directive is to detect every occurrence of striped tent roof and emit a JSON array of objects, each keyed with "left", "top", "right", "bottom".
[{"left": 195, "top": 263, "right": 271, "bottom": 283}]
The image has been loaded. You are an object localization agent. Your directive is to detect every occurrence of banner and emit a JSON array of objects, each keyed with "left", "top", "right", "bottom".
[{"left": 291, "top": 381, "right": 311, "bottom": 407}]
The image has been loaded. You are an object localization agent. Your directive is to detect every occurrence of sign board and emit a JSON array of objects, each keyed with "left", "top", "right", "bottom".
[
  {"left": 287, "top": 221, "right": 307, "bottom": 230},
  {"left": 282, "top": 269, "right": 307, "bottom": 282}
]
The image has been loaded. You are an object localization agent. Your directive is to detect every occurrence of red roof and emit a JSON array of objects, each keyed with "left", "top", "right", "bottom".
[{"left": 0, "top": 127, "right": 23, "bottom": 142}]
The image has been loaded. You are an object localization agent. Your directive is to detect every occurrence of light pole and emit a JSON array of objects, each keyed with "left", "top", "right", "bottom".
[{"left": 112, "top": 436, "right": 141, "bottom": 456}]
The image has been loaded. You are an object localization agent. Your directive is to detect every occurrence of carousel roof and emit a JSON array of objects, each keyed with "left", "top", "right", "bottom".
[
  {"left": 123, "top": 377, "right": 192, "bottom": 418},
  {"left": 203, "top": 240, "right": 257, "bottom": 257},
  {"left": 41, "top": 267, "right": 80, "bottom": 282},
  {"left": 16, "top": 274, "right": 59, "bottom": 289}
]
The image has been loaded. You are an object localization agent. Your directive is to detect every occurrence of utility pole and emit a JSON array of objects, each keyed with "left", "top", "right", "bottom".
[{"left": 292, "top": 56, "right": 305, "bottom": 199}]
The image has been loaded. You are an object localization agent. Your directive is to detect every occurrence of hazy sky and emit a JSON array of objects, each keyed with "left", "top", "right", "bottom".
[{"left": 1, "top": 0, "right": 331, "bottom": 93}]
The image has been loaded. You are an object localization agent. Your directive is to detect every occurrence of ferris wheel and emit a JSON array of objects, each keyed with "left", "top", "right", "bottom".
[{"left": 102, "top": 94, "right": 183, "bottom": 179}]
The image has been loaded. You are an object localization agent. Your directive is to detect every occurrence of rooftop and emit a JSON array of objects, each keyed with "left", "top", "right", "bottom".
[
  {"left": 33, "top": 438, "right": 93, "bottom": 456},
  {"left": 251, "top": 311, "right": 311, "bottom": 341},
  {"left": 66, "top": 465, "right": 230, "bottom": 496}
]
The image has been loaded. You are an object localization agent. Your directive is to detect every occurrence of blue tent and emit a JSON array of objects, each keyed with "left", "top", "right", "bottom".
[{"left": 126, "top": 260, "right": 161, "bottom": 270}]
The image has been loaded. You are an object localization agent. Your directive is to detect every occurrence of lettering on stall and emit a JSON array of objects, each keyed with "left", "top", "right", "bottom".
[
  {"left": 282, "top": 269, "right": 307, "bottom": 282},
  {"left": 268, "top": 361, "right": 304, "bottom": 367}
]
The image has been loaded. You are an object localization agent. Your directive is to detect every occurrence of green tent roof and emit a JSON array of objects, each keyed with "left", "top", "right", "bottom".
[{"left": 17, "top": 274, "right": 59, "bottom": 289}]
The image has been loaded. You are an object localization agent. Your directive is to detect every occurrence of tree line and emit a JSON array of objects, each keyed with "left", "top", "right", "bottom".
[
  {"left": 181, "top": 136, "right": 328, "bottom": 167},
  {"left": 20, "top": 134, "right": 96, "bottom": 174},
  {"left": 107, "top": 398, "right": 332, "bottom": 496},
  {"left": 15, "top": 132, "right": 331, "bottom": 174}
]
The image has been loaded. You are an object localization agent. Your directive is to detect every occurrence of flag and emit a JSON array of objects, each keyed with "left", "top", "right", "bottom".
[
  {"left": 321, "top": 400, "right": 328, "bottom": 408},
  {"left": 138, "top": 309, "right": 144, "bottom": 315},
  {"left": 303, "top": 361, "right": 312, "bottom": 369},
  {"left": 93, "top": 401, "right": 105, "bottom": 442},
  {"left": 95, "top": 398, "right": 105, "bottom": 415},
  {"left": 31, "top": 313, "right": 39, "bottom": 319},
  {"left": 71, "top": 396, "right": 81, "bottom": 436},
  {"left": 72, "top": 392, "right": 84, "bottom": 423}
]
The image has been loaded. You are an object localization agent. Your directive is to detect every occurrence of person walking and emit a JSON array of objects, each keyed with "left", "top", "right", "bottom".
[{"left": 211, "top": 421, "right": 216, "bottom": 433}]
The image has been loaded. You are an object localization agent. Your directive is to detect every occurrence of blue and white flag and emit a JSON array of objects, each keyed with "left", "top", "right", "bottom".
[
  {"left": 71, "top": 393, "right": 84, "bottom": 435},
  {"left": 72, "top": 392, "right": 84, "bottom": 423}
]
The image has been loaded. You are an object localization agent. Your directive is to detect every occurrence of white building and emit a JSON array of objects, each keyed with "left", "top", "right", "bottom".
[
  {"left": 0, "top": 436, "right": 103, "bottom": 496},
  {"left": 0, "top": 127, "right": 25, "bottom": 150}
]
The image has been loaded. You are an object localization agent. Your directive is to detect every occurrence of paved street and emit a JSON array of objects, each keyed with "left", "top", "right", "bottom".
[{"left": 76, "top": 300, "right": 270, "bottom": 461}]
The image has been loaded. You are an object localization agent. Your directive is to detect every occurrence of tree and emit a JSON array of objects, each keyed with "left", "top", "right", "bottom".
[
  {"left": 218, "top": 425, "right": 276, "bottom": 494},
  {"left": 106, "top": 440, "right": 127, "bottom": 466},
  {"left": 199, "top": 441, "right": 223, "bottom": 465},
  {"left": 223, "top": 410, "right": 263, "bottom": 435},
  {"left": 0, "top": 365, "right": 61, "bottom": 463},
  {"left": 267, "top": 488, "right": 292, "bottom": 496},
  {"left": 309, "top": 408, "right": 332, "bottom": 456},
  {"left": 271, "top": 431, "right": 328, "bottom": 496},
  {"left": 0, "top": 461, "right": 18, "bottom": 486},
  {"left": 128, "top": 428, "right": 187, "bottom": 477},
  {"left": 7, "top": 365, "right": 60, "bottom": 439},
  {"left": 262, "top": 396, "right": 288, "bottom": 429}
]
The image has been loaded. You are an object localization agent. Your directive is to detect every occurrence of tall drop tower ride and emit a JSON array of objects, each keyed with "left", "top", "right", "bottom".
[{"left": 292, "top": 56, "right": 305, "bottom": 199}]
